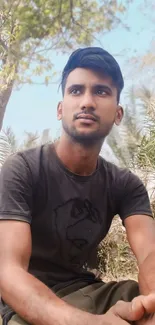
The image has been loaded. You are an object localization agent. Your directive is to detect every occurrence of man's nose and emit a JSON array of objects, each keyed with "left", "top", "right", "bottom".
[{"left": 80, "top": 92, "right": 96, "bottom": 111}]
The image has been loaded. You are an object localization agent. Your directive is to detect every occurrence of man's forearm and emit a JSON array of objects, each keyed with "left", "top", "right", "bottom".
[
  {"left": 138, "top": 250, "right": 155, "bottom": 295},
  {"left": 2, "top": 267, "right": 153, "bottom": 325},
  {"left": 0, "top": 266, "right": 94, "bottom": 325}
]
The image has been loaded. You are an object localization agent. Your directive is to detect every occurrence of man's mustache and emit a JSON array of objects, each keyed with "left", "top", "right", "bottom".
[{"left": 73, "top": 110, "right": 99, "bottom": 121}]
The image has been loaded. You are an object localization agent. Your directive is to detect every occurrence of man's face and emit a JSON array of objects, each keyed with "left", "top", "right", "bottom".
[{"left": 57, "top": 68, "right": 123, "bottom": 145}]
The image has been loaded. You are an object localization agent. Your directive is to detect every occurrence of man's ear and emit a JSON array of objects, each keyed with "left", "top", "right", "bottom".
[
  {"left": 57, "top": 101, "right": 62, "bottom": 121},
  {"left": 115, "top": 105, "right": 124, "bottom": 126}
]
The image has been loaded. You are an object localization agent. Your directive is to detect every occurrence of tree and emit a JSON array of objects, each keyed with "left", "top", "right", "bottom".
[
  {"left": 107, "top": 86, "right": 155, "bottom": 171},
  {"left": 0, "top": 127, "right": 52, "bottom": 167},
  {"left": 107, "top": 85, "right": 155, "bottom": 214},
  {"left": 0, "top": 0, "right": 130, "bottom": 131},
  {"left": 135, "top": 87, "right": 155, "bottom": 193},
  {"left": 0, "top": 127, "right": 18, "bottom": 166},
  {"left": 107, "top": 86, "right": 142, "bottom": 169}
]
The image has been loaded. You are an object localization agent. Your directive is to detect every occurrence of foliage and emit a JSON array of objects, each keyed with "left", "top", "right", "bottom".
[
  {"left": 0, "top": 127, "right": 51, "bottom": 167},
  {"left": 0, "top": 127, "right": 18, "bottom": 165},
  {"left": 107, "top": 86, "right": 155, "bottom": 169},
  {"left": 107, "top": 85, "right": 155, "bottom": 215},
  {"left": 135, "top": 87, "right": 155, "bottom": 211},
  {"left": 131, "top": 87, "right": 155, "bottom": 172},
  {"left": 107, "top": 86, "right": 142, "bottom": 169}
]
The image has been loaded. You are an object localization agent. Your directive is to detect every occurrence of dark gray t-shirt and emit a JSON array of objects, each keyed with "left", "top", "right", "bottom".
[{"left": 0, "top": 144, "right": 152, "bottom": 289}]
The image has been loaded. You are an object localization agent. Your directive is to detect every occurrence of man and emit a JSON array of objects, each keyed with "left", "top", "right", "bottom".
[{"left": 0, "top": 47, "right": 155, "bottom": 325}]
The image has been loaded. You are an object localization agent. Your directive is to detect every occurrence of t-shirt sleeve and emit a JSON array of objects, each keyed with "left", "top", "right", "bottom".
[
  {"left": 0, "top": 153, "right": 33, "bottom": 223},
  {"left": 116, "top": 170, "right": 153, "bottom": 221}
]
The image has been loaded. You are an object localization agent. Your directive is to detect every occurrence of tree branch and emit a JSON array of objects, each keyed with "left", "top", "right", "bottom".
[{"left": 0, "top": 38, "right": 8, "bottom": 52}]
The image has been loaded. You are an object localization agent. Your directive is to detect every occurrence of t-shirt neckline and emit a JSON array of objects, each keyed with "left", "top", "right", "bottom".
[{"left": 49, "top": 143, "right": 101, "bottom": 182}]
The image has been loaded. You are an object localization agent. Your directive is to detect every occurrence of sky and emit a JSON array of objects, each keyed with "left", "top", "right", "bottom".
[{"left": 3, "top": 0, "right": 154, "bottom": 142}]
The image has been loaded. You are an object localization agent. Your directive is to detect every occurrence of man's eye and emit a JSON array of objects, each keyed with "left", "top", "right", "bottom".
[
  {"left": 97, "top": 89, "right": 107, "bottom": 95},
  {"left": 70, "top": 89, "right": 81, "bottom": 95}
]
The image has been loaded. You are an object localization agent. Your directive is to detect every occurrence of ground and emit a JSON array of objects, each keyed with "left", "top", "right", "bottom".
[{"left": 97, "top": 216, "right": 138, "bottom": 281}]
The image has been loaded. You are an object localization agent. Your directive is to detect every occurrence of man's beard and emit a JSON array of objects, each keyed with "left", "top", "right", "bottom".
[{"left": 62, "top": 120, "right": 112, "bottom": 147}]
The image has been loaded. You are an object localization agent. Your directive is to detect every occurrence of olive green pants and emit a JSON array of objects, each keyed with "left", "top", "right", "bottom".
[{"left": 0, "top": 279, "right": 139, "bottom": 325}]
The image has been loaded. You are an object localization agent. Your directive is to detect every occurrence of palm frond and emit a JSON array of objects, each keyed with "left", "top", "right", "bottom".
[{"left": 0, "top": 128, "right": 17, "bottom": 167}]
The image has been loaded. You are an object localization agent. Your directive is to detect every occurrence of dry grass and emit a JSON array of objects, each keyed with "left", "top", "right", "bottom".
[{"left": 97, "top": 216, "right": 138, "bottom": 282}]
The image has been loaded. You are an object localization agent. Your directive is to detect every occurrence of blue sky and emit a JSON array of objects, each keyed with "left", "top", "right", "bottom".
[{"left": 3, "top": 0, "right": 154, "bottom": 141}]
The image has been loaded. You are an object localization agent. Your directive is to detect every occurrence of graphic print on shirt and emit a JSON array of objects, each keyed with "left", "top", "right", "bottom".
[{"left": 53, "top": 198, "right": 102, "bottom": 267}]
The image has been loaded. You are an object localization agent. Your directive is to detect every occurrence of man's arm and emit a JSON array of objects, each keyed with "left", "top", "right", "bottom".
[
  {"left": 124, "top": 214, "right": 155, "bottom": 295},
  {"left": 116, "top": 168, "right": 154, "bottom": 295},
  {"left": 0, "top": 219, "right": 97, "bottom": 325}
]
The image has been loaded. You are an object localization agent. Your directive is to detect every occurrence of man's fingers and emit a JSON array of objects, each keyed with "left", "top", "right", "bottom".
[
  {"left": 138, "top": 294, "right": 155, "bottom": 314},
  {"left": 111, "top": 299, "right": 145, "bottom": 322},
  {"left": 110, "top": 294, "right": 155, "bottom": 323}
]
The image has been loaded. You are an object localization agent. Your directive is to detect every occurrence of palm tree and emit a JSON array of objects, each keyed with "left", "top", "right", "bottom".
[
  {"left": 135, "top": 87, "right": 155, "bottom": 206},
  {"left": 0, "top": 127, "right": 52, "bottom": 168},
  {"left": 0, "top": 127, "right": 18, "bottom": 166},
  {"left": 107, "top": 86, "right": 142, "bottom": 169},
  {"left": 136, "top": 86, "right": 155, "bottom": 170},
  {"left": 107, "top": 85, "right": 155, "bottom": 214}
]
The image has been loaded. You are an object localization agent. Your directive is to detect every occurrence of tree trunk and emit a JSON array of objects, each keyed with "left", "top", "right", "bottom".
[
  {"left": 0, "top": 50, "right": 18, "bottom": 132},
  {"left": 0, "top": 80, "right": 14, "bottom": 131}
]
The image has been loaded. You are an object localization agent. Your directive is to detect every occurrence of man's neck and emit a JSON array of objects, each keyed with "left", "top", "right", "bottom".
[{"left": 54, "top": 135, "right": 103, "bottom": 176}]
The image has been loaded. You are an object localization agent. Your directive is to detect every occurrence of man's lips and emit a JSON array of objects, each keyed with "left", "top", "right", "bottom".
[{"left": 76, "top": 114, "right": 97, "bottom": 121}]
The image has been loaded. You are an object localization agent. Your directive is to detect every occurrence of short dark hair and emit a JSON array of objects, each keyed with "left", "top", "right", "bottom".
[{"left": 61, "top": 47, "right": 124, "bottom": 103}]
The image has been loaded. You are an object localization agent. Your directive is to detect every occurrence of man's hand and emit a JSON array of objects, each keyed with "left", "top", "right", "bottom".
[
  {"left": 101, "top": 298, "right": 145, "bottom": 325},
  {"left": 133, "top": 294, "right": 155, "bottom": 325},
  {"left": 94, "top": 294, "right": 155, "bottom": 325},
  {"left": 137, "top": 314, "right": 155, "bottom": 325}
]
